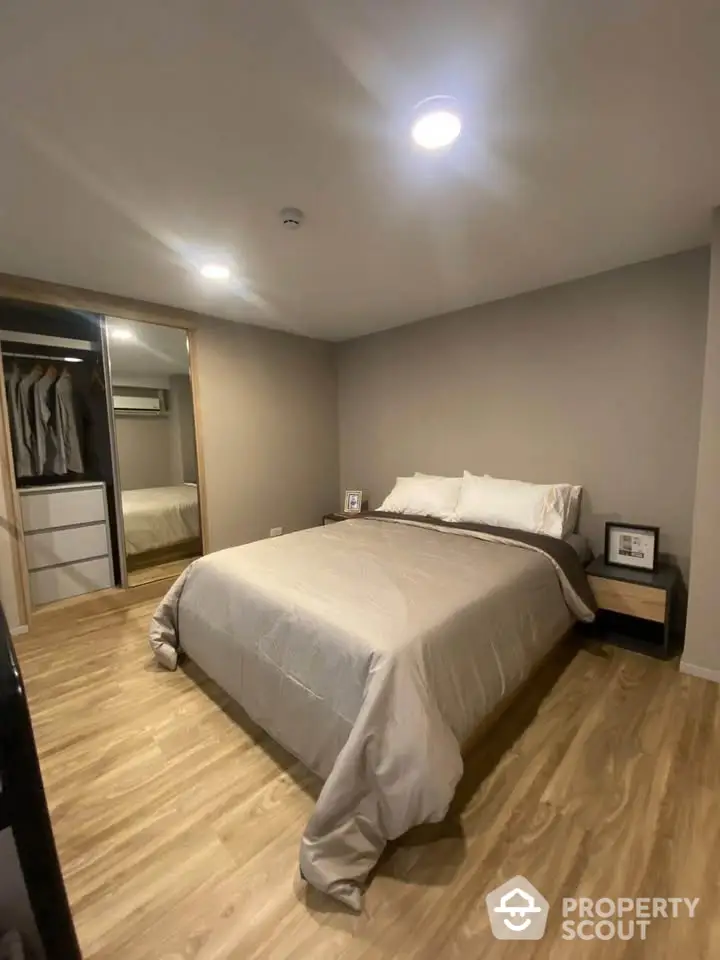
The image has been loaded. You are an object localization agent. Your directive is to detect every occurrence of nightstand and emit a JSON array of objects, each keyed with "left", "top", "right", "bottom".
[
  {"left": 585, "top": 556, "right": 680, "bottom": 659},
  {"left": 323, "top": 512, "right": 365, "bottom": 525}
]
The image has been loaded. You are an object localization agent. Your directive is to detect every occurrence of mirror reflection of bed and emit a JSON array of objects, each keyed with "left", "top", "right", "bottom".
[{"left": 106, "top": 318, "right": 203, "bottom": 587}]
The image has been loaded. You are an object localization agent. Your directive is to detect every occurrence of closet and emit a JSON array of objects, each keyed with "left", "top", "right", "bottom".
[{"left": 0, "top": 300, "right": 123, "bottom": 611}]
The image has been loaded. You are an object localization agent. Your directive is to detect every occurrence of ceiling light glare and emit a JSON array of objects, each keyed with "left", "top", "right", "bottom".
[
  {"left": 411, "top": 96, "right": 462, "bottom": 150},
  {"left": 199, "top": 263, "right": 231, "bottom": 281},
  {"left": 110, "top": 327, "right": 135, "bottom": 341}
]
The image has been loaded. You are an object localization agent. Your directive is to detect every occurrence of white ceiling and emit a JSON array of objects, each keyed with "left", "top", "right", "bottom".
[
  {"left": 0, "top": 0, "right": 718, "bottom": 340},
  {"left": 106, "top": 318, "right": 189, "bottom": 377}
]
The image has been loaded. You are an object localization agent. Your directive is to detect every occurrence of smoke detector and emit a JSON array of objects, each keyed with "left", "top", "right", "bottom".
[{"left": 280, "top": 207, "right": 305, "bottom": 229}]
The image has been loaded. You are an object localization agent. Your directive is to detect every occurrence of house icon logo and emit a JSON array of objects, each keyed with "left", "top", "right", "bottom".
[{"left": 485, "top": 876, "right": 549, "bottom": 940}]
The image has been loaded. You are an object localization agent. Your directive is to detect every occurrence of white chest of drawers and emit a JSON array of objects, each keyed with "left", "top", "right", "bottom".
[{"left": 20, "top": 482, "right": 114, "bottom": 608}]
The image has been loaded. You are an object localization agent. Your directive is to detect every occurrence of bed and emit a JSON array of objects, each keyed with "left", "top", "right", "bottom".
[
  {"left": 122, "top": 484, "right": 200, "bottom": 564},
  {"left": 150, "top": 513, "right": 594, "bottom": 910}
]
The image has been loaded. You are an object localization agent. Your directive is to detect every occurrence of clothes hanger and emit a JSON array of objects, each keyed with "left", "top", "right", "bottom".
[{"left": 29, "top": 363, "right": 43, "bottom": 377}]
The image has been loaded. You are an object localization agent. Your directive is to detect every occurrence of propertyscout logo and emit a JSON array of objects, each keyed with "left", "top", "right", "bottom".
[
  {"left": 485, "top": 876, "right": 699, "bottom": 942},
  {"left": 486, "top": 877, "right": 549, "bottom": 940}
]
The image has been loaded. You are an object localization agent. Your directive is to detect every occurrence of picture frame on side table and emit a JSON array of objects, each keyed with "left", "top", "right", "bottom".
[
  {"left": 344, "top": 490, "right": 363, "bottom": 514},
  {"left": 604, "top": 522, "right": 659, "bottom": 573}
]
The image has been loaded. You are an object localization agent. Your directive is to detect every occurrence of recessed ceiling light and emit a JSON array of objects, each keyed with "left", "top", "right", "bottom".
[
  {"left": 110, "top": 327, "right": 135, "bottom": 341},
  {"left": 63, "top": 357, "right": 83, "bottom": 363},
  {"left": 412, "top": 110, "right": 462, "bottom": 150},
  {"left": 411, "top": 96, "right": 462, "bottom": 150},
  {"left": 199, "top": 263, "right": 231, "bottom": 281}
]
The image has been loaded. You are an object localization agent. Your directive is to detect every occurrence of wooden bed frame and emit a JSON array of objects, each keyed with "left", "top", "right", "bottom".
[
  {"left": 461, "top": 626, "right": 577, "bottom": 758},
  {"left": 125, "top": 536, "right": 202, "bottom": 572}
]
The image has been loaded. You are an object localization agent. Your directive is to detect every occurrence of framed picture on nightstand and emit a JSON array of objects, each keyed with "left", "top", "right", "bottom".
[
  {"left": 344, "top": 490, "right": 363, "bottom": 514},
  {"left": 604, "top": 522, "right": 659, "bottom": 573}
]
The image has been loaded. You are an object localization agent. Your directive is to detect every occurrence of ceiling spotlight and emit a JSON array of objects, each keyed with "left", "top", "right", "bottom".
[
  {"left": 199, "top": 263, "right": 231, "bottom": 281},
  {"left": 411, "top": 96, "right": 462, "bottom": 150},
  {"left": 110, "top": 327, "right": 135, "bottom": 341}
]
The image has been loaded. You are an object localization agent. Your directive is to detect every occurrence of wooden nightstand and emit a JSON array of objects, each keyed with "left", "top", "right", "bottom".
[
  {"left": 586, "top": 556, "right": 680, "bottom": 659},
  {"left": 322, "top": 512, "right": 365, "bottom": 524}
]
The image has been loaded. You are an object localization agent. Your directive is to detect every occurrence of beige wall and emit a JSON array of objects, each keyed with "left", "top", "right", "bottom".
[
  {"left": 338, "top": 250, "right": 709, "bottom": 579},
  {"left": 683, "top": 212, "right": 720, "bottom": 679},
  {"left": 114, "top": 417, "right": 174, "bottom": 490},
  {"left": 192, "top": 319, "right": 338, "bottom": 551}
]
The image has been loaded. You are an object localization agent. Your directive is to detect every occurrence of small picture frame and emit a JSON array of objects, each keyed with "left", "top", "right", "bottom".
[
  {"left": 344, "top": 490, "right": 363, "bottom": 514},
  {"left": 604, "top": 522, "right": 659, "bottom": 573}
]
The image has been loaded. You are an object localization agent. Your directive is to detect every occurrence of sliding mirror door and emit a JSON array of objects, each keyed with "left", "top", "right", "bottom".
[{"left": 105, "top": 318, "right": 202, "bottom": 586}]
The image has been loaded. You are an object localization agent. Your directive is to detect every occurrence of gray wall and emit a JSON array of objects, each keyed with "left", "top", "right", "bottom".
[
  {"left": 174, "top": 375, "right": 198, "bottom": 483},
  {"left": 168, "top": 375, "right": 197, "bottom": 484},
  {"left": 193, "top": 319, "right": 338, "bottom": 551},
  {"left": 338, "top": 250, "right": 710, "bottom": 577},
  {"left": 683, "top": 213, "right": 720, "bottom": 677},
  {"left": 115, "top": 416, "right": 174, "bottom": 490}
]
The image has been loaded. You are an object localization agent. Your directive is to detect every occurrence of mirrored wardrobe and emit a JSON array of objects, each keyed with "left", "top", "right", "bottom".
[
  {"left": 0, "top": 301, "right": 205, "bottom": 622},
  {"left": 105, "top": 318, "right": 203, "bottom": 587},
  {"left": 0, "top": 301, "right": 123, "bottom": 612}
]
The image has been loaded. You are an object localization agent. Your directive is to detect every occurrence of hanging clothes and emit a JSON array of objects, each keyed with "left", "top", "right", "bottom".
[
  {"left": 4, "top": 365, "right": 32, "bottom": 478},
  {"left": 32, "top": 367, "right": 60, "bottom": 475},
  {"left": 18, "top": 367, "right": 42, "bottom": 477},
  {"left": 53, "top": 370, "right": 84, "bottom": 474},
  {"left": 5, "top": 362, "right": 85, "bottom": 478}
]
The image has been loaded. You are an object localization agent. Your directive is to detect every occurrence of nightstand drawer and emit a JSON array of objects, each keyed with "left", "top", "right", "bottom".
[{"left": 588, "top": 575, "right": 666, "bottom": 623}]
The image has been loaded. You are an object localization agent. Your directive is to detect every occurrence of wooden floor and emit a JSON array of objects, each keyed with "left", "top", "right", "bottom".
[
  {"left": 16, "top": 588, "right": 720, "bottom": 959},
  {"left": 126, "top": 556, "right": 198, "bottom": 587}
]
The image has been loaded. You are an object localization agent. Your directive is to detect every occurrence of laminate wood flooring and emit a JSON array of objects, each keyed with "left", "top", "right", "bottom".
[{"left": 15, "top": 588, "right": 720, "bottom": 959}]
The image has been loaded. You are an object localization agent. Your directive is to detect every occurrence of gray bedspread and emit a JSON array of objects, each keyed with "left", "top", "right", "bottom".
[{"left": 149, "top": 516, "right": 594, "bottom": 910}]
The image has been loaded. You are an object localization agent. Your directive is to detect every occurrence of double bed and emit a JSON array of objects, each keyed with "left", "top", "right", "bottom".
[
  {"left": 122, "top": 484, "right": 200, "bottom": 567},
  {"left": 150, "top": 513, "right": 594, "bottom": 910}
]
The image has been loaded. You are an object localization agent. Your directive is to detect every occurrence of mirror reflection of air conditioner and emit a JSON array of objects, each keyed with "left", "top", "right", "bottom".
[{"left": 113, "top": 393, "right": 163, "bottom": 414}]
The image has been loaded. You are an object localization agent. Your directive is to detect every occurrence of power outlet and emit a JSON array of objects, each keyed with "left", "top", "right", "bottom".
[{"left": 270, "top": 527, "right": 283, "bottom": 537}]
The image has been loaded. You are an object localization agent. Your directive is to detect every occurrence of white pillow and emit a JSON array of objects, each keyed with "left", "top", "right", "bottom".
[
  {"left": 379, "top": 475, "right": 461, "bottom": 521},
  {"left": 481, "top": 474, "right": 582, "bottom": 537},
  {"left": 414, "top": 472, "right": 461, "bottom": 479},
  {"left": 456, "top": 472, "right": 574, "bottom": 538},
  {"left": 566, "top": 485, "right": 583, "bottom": 534}
]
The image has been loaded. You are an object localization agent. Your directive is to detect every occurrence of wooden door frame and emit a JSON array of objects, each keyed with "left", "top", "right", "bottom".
[
  {"left": 187, "top": 331, "right": 209, "bottom": 555},
  {"left": 0, "top": 350, "right": 31, "bottom": 627}
]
